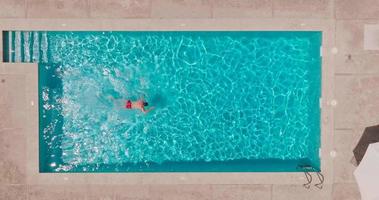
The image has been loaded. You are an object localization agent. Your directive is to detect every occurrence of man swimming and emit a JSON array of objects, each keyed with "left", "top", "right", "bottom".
[{"left": 125, "top": 97, "right": 154, "bottom": 113}]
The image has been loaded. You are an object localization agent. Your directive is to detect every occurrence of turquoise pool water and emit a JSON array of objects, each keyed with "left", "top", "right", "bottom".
[{"left": 3, "top": 31, "right": 321, "bottom": 172}]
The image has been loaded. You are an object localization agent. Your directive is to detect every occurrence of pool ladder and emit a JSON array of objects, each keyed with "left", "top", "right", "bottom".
[{"left": 297, "top": 165, "right": 324, "bottom": 189}]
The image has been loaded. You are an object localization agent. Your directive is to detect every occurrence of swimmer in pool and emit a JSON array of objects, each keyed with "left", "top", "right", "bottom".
[{"left": 125, "top": 97, "right": 154, "bottom": 113}]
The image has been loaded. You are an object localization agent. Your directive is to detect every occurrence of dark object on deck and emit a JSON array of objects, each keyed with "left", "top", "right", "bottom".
[{"left": 353, "top": 125, "right": 379, "bottom": 165}]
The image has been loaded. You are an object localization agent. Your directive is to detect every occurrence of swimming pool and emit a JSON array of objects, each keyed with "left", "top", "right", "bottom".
[{"left": 3, "top": 31, "right": 321, "bottom": 172}]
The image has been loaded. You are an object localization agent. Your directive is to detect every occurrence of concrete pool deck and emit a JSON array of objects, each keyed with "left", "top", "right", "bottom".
[{"left": 0, "top": 0, "right": 378, "bottom": 199}]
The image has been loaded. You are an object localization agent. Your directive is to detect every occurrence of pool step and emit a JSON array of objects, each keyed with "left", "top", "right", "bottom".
[
  {"left": 3, "top": 31, "right": 49, "bottom": 63},
  {"left": 14, "top": 31, "right": 22, "bottom": 62},
  {"left": 41, "top": 32, "right": 48, "bottom": 63},
  {"left": 23, "top": 31, "right": 31, "bottom": 62},
  {"left": 6, "top": 31, "right": 14, "bottom": 62},
  {"left": 32, "top": 31, "right": 40, "bottom": 63}
]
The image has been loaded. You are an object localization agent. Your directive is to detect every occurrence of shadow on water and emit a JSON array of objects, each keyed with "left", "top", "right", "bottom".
[
  {"left": 39, "top": 63, "right": 64, "bottom": 172},
  {"left": 149, "top": 92, "right": 168, "bottom": 108}
]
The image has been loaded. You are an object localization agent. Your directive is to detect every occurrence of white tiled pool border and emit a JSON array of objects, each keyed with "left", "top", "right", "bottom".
[{"left": 0, "top": 18, "right": 335, "bottom": 185}]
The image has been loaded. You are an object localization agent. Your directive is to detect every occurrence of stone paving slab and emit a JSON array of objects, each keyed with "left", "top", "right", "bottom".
[
  {"left": 364, "top": 24, "right": 379, "bottom": 50},
  {"left": 0, "top": 74, "right": 27, "bottom": 130},
  {"left": 333, "top": 130, "right": 360, "bottom": 184},
  {"left": 27, "top": 185, "right": 87, "bottom": 200},
  {"left": 272, "top": 184, "right": 332, "bottom": 200},
  {"left": 211, "top": 184, "right": 272, "bottom": 200},
  {"left": 272, "top": 0, "right": 333, "bottom": 19},
  {"left": 333, "top": 183, "right": 361, "bottom": 200},
  {"left": 26, "top": 0, "right": 89, "bottom": 18},
  {"left": 0, "top": 128, "right": 27, "bottom": 185},
  {"left": 113, "top": 185, "right": 150, "bottom": 200},
  {"left": 149, "top": 185, "right": 213, "bottom": 200},
  {"left": 24, "top": 183, "right": 365, "bottom": 200},
  {"left": 0, "top": 18, "right": 334, "bottom": 31},
  {"left": 0, "top": 185, "right": 27, "bottom": 200},
  {"left": 151, "top": 0, "right": 212, "bottom": 19},
  {"left": 0, "top": 0, "right": 26, "bottom": 18},
  {"left": 334, "top": 75, "right": 360, "bottom": 129},
  {"left": 0, "top": 0, "right": 378, "bottom": 21},
  {"left": 336, "top": 20, "right": 366, "bottom": 54},
  {"left": 335, "top": 53, "right": 379, "bottom": 75},
  {"left": 334, "top": 74, "right": 379, "bottom": 129},
  {"left": 336, "top": 0, "right": 379, "bottom": 20},
  {"left": 355, "top": 75, "right": 379, "bottom": 128},
  {"left": 89, "top": 0, "right": 151, "bottom": 18},
  {"left": 212, "top": 0, "right": 273, "bottom": 18}
]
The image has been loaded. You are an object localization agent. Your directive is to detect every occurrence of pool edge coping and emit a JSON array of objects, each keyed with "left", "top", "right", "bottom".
[{"left": 0, "top": 18, "right": 335, "bottom": 185}]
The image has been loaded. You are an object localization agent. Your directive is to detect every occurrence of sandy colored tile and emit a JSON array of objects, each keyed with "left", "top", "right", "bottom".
[
  {"left": 113, "top": 185, "right": 149, "bottom": 200},
  {"left": 149, "top": 185, "right": 212, "bottom": 200},
  {"left": 0, "top": 81, "right": 6, "bottom": 105},
  {"left": 90, "top": 0, "right": 151, "bottom": 18},
  {"left": 333, "top": 130, "right": 359, "bottom": 183},
  {"left": 335, "top": 54, "right": 379, "bottom": 75},
  {"left": 27, "top": 0, "right": 89, "bottom": 18},
  {"left": 335, "top": 20, "right": 367, "bottom": 54},
  {"left": 0, "top": 74, "right": 26, "bottom": 129},
  {"left": 85, "top": 185, "right": 114, "bottom": 200},
  {"left": 272, "top": 184, "right": 332, "bottom": 200},
  {"left": 25, "top": 74, "right": 38, "bottom": 99},
  {"left": 334, "top": 76, "right": 360, "bottom": 129},
  {"left": 28, "top": 185, "right": 68, "bottom": 200},
  {"left": 336, "top": 0, "right": 379, "bottom": 19},
  {"left": 355, "top": 75, "right": 379, "bottom": 127},
  {"left": 0, "top": 65, "right": 27, "bottom": 75},
  {"left": 212, "top": 0, "right": 272, "bottom": 18},
  {"left": 0, "top": 64, "right": 37, "bottom": 75},
  {"left": 151, "top": 0, "right": 212, "bottom": 18},
  {"left": 0, "top": 129, "right": 26, "bottom": 184},
  {"left": 27, "top": 185, "right": 65, "bottom": 200},
  {"left": 0, "top": 108, "right": 27, "bottom": 130},
  {"left": 0, "top": 185, "right": 27, "bottom": 200},
  {"left": 363, "top": 24, "right": 379, "bottom": 50},
  {"left": 141, "top": 172, "right": 308, "bottom": 185},
  {"left": 26, "top": 174, "right": 91, "bottom": 185},
  {"left": 28, "top": 185, "right": 87, "bottom": 200},
  {"left": 332, "top": 183, "right": 361, "bottom": 200},
  {"left": 67, "top": 190, "right": 87, "bottom": 200},
  {"left": 0, "top": 17, "right": 334, "bottom": 31},
  {"left": 273, "top": 0, "right": 333, "bottom": 18},
  {"left": 83, "top": 173, "right": 143, "bottom": 185},
  {"left": 0, "top": 0, "right": 25, "bottom": 18},
  {"left": 212, "top": 184, "right": 271, "bottom": 200},
  {"left": 334, "top": 74, "right": 379, "bottom": 133},
  {"left": 0, "top": 105, "right": 13, "bottom": 129}
]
